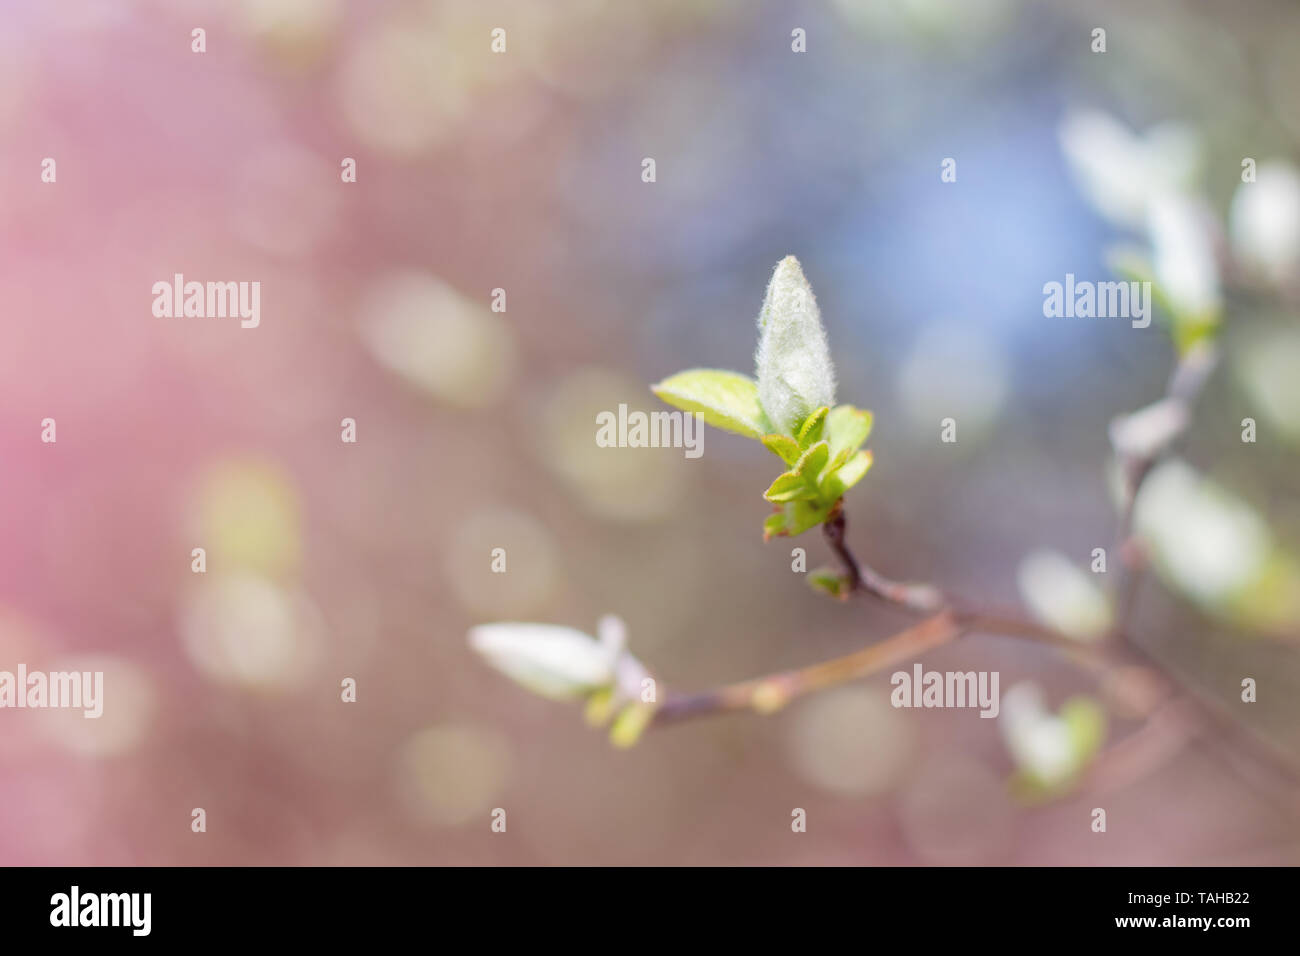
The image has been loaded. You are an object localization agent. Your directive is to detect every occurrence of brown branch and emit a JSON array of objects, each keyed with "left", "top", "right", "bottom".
[
  {"left": 1076, "top": 341, "right": 1300, "bottom": 806},
  {"left": 823, "top": 500, "right": 1075, "bottom": 648},
  {"left": 654, "top": 612, "right": 965, "bottom": 725},
  {"left": 653, "top": 606, "right": 1099, "bottom": 727},
  {"left": 827, "top": 499, "right": 1300, "bottom": 800},
  {"left": 1081, "top": 691, "right": 1300, "bottom": 817},
  {"left": 1109, "top": 341, "right": 1219, "bottom": 635},
  {"left": 823, "top": 502, "right": 944, "bottom": 613},
  {"left": 1082, "top": 696, "right": 1202, "bottom": 798},
  {"left": 652, "top": 497, "right": 1114, "bottom": 728},
  {"left": 652, "top": 508, "right": 1300, "bottom": 815}
]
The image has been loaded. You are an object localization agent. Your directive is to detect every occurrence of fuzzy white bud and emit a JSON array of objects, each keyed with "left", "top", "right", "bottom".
[
  {"left": 468, "top": 621, "right": 620, "bottom": 700},
  {"left": 755, "top": 256, "right": 836, "bottom": 436},
  {"left": 1230, "top": 161, "right": 1300, "bottom": 285}
]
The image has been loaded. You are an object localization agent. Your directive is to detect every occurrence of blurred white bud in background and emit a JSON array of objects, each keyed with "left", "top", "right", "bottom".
[
  {"left": 468, "top": 615, "right": 638, "bottom": 702},
  {"left": 999, "top": 683, "right": 1076, "bottom": 786},
  {"left": 999, "top": 683, "right": 1104, "bottom": 790},
  {"left": 1147, "top": 194, "right": 1222, "bottom": 322},
  {"left": 1016, "top": 549, "right": 1112, "bottom": 641},
  {"left": 1059, "top": 111, "right": 1202, "bottom": 232},
  {"left": 1133, "top": 460, "right": 1270, "bottom": 608},
  {"left": 1230, "top": 161, "right": 1300, "bottom": 286}
]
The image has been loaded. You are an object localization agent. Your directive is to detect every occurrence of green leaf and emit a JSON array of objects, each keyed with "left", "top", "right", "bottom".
[
  {"left": 1061, "top": 696, "right": 1107, "bottom": 764},
  {"left": 609, "top": 701, "right": 658, "bottom": 749},
  {"left": 763, "top": 472, "right": 819, "bottom": 503},
  {"left": 583, "top": 688, "right": 615, "bottom": 727},
  {"left": 796, "top": 406, "right": 829, "bottom": 448},
  {"left": 824, "top": 404, "right": 873, "bottom": 470},
  {"left": 762, "top": 510, "right": 790, "bottom": 540},
  {"left": 764, "top": 441, "right": 830, "bottom": 503},
  {"left": 820, "top": 449, "right": 873, "bottom": 500},
  {"left": 792, "top": 440, "right": 829, "bottom": 485},
  {"left": 1170, "top": 313, "right": 1220, "bottom": 355},
  {"left": 762, "top": 499, "right": 833, "bottom": 539},
  {"left": 761, "top": 433, "right": 802, "bottom": 466},
  {"left": 809, "top": 566, "right": 852, "bottom": 600},
  {"left": 651, "top": 369, "right": 770, "bottom": 439}
]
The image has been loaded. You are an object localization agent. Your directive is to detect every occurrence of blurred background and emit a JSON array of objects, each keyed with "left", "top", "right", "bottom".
[{"left": 1, "top": 0, "right": 1298, "bottom": 865}]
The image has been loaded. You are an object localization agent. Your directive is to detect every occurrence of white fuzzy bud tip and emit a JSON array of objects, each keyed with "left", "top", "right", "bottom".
[{"left": 755, "top": 256, "right": 836, "bottom": 436}]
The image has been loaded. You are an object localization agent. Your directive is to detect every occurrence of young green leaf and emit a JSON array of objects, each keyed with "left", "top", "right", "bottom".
[
  {"left": 796, "top": 406, "right": 829, "bottom": 448},
  {"left": 820, "top": 449, "right": 873, "bottom": 501},
  {"left": 609, "top": 700, "right": 658, "bottom": 749},
  {"left": 793, "top": 440, "right": 830, "bottom": 484},
  {"left": 763, "top": 472, "right": 819, "bottom": 503},
  {"left": 762, "top": 510, "right": 789, "bottom": 540},
  {"left": 651, "top": 369, "right": 770, "bottom": 439},
  {"left": 762, "top": 498, "right": 834, "bottom": 539},
  {"left": 761, "top": 433, "right": 802, "bottom": 466},
  {"left": 1061, "top": 696, "right": 1107, "bottom": 764},
  {"left": 809, "top": 566, "right": 852, "bottom": 600},
  {"left": 763, "top": 441, "right": 830, "bottom": 502},
  {"left": 824, "top": 404, "right": 873, "bottom": 470}
]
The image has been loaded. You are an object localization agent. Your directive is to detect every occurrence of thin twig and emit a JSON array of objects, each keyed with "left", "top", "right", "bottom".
[
  {"left": 824, "top": 501, "right": 1074, "bottom": 648},
  {"left": 653, "top": 605, "right": 1102, "bottom": 727},
  {"left": 1083, "top": 697, "right": 1202, "bottom": 798},
  {"left": 1109, "top": 342, "right": 1219, "bottom": 636},
  {"left": 653, "top": 496, "right": 1120, "bottom": 727},
  {"left": 654, "top": 612, "right": 965, "bottom": 725},
  {"left": 823, "top": 502, "right": 944, "bottom": 612}
]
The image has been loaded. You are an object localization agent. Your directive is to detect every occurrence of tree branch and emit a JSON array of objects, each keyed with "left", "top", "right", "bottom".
[
  {"left": 823, "top": 500, "right": 1076, "bottom": 648},
  {"left": 654, "top": 612, "right": 965, "bottom": 725},
  {"left": 653, "top": 605, "right": 1100, "bottom": 727},
  {"left": 1110, "top": 341, "right": 1219, "bottom": 634},
  {"left": 823, "top": 502, "right": 944, "bottom": 612}
]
